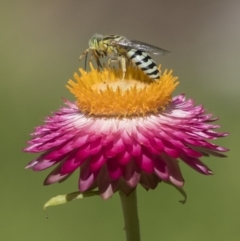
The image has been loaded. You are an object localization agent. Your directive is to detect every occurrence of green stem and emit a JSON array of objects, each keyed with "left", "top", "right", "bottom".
[{"left": 119, "top": 189, "right": 141, "bottom": 241}]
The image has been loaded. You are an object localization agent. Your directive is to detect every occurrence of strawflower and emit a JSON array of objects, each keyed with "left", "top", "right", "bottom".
[{"left": 24, "top": 64, "right": 228, "bottom": 240}]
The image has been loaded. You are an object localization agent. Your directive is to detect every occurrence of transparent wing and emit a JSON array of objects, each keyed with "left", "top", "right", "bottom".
[
  {"left": 115, "top": 38, "right": 171, "bottom": 55},
  {"left": 131, "top": 40, "right": 171, "bottom": 55}
]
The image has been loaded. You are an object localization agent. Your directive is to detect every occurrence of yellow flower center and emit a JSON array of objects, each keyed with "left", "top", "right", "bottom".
[{"left": 67, "top": 64, "right": 178, "bottom": 117}]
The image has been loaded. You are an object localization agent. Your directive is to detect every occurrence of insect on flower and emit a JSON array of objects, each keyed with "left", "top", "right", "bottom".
[{"left": 79, "top": 34, "right": 171, "bottom": 81}]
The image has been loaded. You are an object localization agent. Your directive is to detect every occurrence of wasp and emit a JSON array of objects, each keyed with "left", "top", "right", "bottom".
[{"left": 79, "top": 34, "right": 170, "bottom": 81}]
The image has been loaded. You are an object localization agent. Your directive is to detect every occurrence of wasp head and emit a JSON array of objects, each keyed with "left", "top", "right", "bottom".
[{"left": 88, "top": 34, "right": 104, "bottom": 48}]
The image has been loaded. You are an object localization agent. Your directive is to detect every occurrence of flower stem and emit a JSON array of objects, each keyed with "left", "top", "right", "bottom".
[{"left": 119, "top": 189, "right": 141, "bottom": 241}]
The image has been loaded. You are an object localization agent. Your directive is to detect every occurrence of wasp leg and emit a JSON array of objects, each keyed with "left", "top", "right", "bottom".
[
  {"left": 79, "top": 48, "right": 90, "bottom": 61},
  {"left": 119, "top": 56, "right": 126, "bottom": 81},
  {"left": 108, "top": 57, "right": 126, "bottom": 81},
  {"left": 108, "top": 58, "right": 118, "bottom": 68},
  {"left": 91, "top": 52, "right": 103, "bottom": 69},
  {"left": 96, "top": 57, "right": 103, "bottom": 68}
]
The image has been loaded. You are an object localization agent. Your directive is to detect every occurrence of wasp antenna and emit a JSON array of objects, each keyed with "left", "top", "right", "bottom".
[{"left": 84, "top": 51, "right": 88, "bottom": 70}]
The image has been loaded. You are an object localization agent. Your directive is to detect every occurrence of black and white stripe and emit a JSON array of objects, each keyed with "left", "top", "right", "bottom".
[{"left": 127, "top": 49, "right": 160, "bottom": 80}]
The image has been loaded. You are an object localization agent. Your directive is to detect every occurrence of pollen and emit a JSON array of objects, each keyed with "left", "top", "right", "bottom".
[{"left": 67, "top": 63, "right": 179, "bottom": 117}]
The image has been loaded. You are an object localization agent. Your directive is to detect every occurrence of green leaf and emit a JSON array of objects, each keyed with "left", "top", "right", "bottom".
[{"left": 44, "top": 190, "right": 99, "bottom": 211}]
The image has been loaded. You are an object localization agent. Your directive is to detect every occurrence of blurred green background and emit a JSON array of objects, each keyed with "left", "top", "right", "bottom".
[{"left": 1, "top": 0, "right": 239, "bottom": 240}]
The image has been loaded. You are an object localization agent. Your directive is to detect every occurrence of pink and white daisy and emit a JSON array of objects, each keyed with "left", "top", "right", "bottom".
[{"left": 24, "top": 65, "right": 228, "bottom": 200}]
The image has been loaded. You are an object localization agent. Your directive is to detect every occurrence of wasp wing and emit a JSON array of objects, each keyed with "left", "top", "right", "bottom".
[{"left": 116, "top": 38, "right": 171, "bottom": 55}]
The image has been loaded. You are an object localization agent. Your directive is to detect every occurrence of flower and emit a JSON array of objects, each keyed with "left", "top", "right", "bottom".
[{"left": 24, "top": 64, "right": 228, "bottom": 200}]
